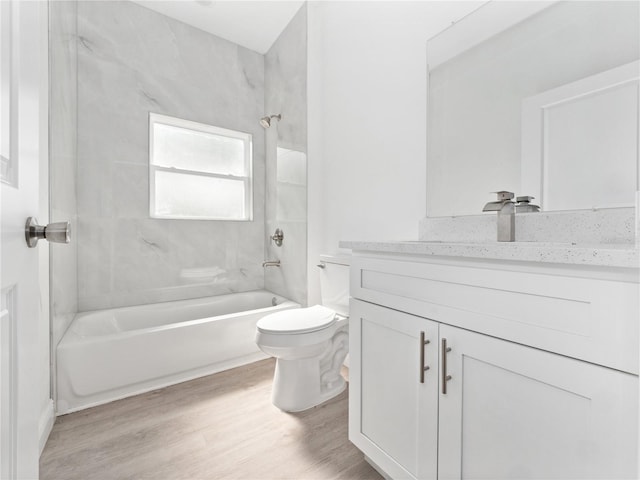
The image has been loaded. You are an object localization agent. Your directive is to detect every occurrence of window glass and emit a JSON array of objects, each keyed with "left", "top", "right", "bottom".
[
  {"left": 154, "top": 170, "right": 246, "bottom": 220},
  {"left": 153, "top": 123, "right": 246, "bottom": 176},
  {"left": 149, "top": 113, "right": 252, "bottom": 221}
]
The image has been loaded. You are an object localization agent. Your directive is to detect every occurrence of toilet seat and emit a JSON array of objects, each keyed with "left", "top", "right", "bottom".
[{"left": 257, "top": 305, "right": 336, "bottom": 335}]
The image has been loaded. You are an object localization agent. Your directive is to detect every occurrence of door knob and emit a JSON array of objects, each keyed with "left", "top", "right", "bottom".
[{"left": 25, "top": 217, "right": 71, "bottom": 248}]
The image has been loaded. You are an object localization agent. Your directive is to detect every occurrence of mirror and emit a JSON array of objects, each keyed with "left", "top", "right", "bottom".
[{"left": 426, "top": 1, "right": 640, "bottom": 217}]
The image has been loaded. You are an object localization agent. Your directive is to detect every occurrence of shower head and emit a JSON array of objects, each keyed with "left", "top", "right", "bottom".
[{"left": 260, "top": 114, "right": 281, "bottom": 128}]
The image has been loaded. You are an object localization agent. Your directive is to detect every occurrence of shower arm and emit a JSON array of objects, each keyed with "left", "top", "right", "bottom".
[{"left": 259, "top": 113, "right": 281, "bottom": 128}]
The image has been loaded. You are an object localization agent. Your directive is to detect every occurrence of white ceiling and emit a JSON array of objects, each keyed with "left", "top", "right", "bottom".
[{"left": 131, "top": 1, "right": 305, "bottom": 54}]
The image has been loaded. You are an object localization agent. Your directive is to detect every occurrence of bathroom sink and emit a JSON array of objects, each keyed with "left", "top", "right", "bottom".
[
  {"left": 397, "top": 240, "right": 634, "bottom": 249},
  {"left": 399, "top": 240, "right": 446, "bottom": 243},
  {"left": 341, "top": 239, "right": 637, "bottom": 269}
]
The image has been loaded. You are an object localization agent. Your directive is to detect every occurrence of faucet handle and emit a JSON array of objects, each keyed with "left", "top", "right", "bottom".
[
  {"left": 492, "top": 191, "right": 514, "bottom": 201},
  {"left": 516, "top": 195, "right": 535, "bottom": 204}
]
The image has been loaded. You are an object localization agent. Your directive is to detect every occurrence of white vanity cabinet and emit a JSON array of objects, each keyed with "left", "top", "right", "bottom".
[
  {"left": 437, "top": 324, "right": 637, "bottom": 480},
  {"left": 348, "top": 253, "right": 639, "bottom": 480},
  {"left": 349, "top": 299, "right": 439, "bottom": 480}
]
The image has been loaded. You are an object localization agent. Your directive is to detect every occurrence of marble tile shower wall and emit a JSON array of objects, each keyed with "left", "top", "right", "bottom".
[
  {"left": 264, "top": 5, "right": 308, "bottom": 306},
  {"left": 77, "top": 1, "right": 266, "bottom": 310},
  {"left": 50, "top": 0, "right": 78, "bottom": 344}
]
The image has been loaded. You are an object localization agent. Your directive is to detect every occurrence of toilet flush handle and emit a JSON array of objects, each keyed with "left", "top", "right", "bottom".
[{"left": 316, "top": 262, "right": 326, "bottom": 269}]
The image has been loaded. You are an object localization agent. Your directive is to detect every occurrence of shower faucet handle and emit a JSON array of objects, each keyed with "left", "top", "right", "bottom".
[{"left": 270, "top": 228, "right": 284, "bottom": 247}]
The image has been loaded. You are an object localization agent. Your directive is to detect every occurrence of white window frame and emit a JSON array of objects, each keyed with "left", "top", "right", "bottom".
[{"left": 149, "top": 113, "right": 253, "bottom": 221}]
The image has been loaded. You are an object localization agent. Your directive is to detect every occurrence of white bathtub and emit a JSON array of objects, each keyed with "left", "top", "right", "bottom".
[{"left": 56, "top": 290, "right": 299, "bottom": 414}]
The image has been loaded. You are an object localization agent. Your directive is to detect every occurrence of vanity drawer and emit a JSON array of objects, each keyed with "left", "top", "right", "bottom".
[{"left": 351, "top": 255, "right": 639, "bottom": 374}]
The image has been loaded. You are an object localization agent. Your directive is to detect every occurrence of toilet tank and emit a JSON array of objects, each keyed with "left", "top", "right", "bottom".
[{"left": 319, "top": 254, "right": 351, "bottom": 316}]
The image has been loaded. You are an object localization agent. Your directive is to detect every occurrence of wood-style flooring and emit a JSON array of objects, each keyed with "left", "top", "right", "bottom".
[{"left": 40, "top": 359, "right": 382, "bottom": 480}]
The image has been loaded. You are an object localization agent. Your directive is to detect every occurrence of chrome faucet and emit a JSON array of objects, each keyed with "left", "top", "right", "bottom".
[
  {"left": 262, "top": 260, "right": 281, "bottom": 267},
  {"left": 483, "top": 191, "right": 515, "bottom": 242}
]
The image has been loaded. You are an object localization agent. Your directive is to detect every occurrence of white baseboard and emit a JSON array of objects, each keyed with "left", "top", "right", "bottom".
[{"left": 38, "top": 398, "right": 55, "bottom": 455}]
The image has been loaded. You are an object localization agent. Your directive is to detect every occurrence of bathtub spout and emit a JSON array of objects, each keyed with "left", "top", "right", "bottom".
[{"left": 262, "top": 260, "right": 281, "bottom": 268}]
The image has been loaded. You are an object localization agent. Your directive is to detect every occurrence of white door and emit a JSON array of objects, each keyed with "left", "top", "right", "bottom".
[
  {"left": 1, "top": 1, "right": 48, "bottom": 478},
  {"left": 438, "top": 324, "right": 638, "bottom": 480},
  {"left": 349, "top": 299, "right": 439, "bottom": 480}
]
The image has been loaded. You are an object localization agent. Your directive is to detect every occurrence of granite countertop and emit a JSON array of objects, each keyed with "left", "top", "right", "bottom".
[{"left": 340, "top": 240, "right": 640, "bottom": 268}]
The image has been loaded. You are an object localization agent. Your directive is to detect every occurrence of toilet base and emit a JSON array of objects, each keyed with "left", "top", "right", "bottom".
[
  {"left": 271, "top": 356, "right": 347, "bottom": 412},
  {"left": 259, "top": 319, "right": 349, "bottom": 412}
]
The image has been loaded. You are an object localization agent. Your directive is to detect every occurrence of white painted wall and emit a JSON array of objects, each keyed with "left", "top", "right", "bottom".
[{"left": 307, "top": 1, "right": 482, "bottom": 304}]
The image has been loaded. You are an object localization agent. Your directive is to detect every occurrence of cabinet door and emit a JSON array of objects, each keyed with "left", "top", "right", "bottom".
[
  {"left": 438, "top": 325, "right": 638, "bottom": 480},
  {"left": 349, "top": 299, "right": 439, "bottom": 480}
]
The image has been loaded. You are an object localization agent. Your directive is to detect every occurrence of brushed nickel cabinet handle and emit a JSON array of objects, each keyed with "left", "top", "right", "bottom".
[
  {"left": 441, "top": 337, "right": 452, "bottom": 394},
  {"left": 419, "top": 331, "right": 430, "bottom": 383}
]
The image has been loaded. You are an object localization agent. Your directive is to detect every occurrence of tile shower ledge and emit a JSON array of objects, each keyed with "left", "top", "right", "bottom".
[{"left": 340, "top": 240, "right": 639, "bottom": 269}]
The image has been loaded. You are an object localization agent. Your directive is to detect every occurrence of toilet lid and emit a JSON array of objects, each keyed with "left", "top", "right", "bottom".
[{"left": 257, "top": 305, "right": 337, "bottom": 334}]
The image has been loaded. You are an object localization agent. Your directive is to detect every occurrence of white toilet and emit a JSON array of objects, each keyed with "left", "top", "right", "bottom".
[{"left": 255, "top": 254, "right": 350, "bottom": 412}]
